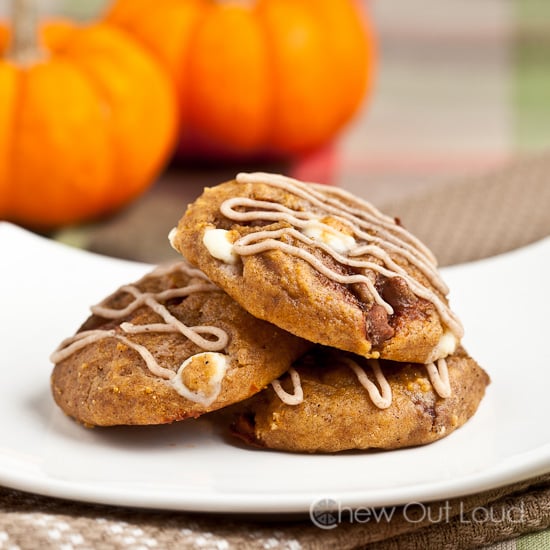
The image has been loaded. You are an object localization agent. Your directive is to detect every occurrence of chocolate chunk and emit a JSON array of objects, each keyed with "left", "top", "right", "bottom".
[
  {"left": 366, "top": 304, "right": 395, "bottom": 346},
  {"left": 381, "top": 276, "right": 416, "bottom": 311}
]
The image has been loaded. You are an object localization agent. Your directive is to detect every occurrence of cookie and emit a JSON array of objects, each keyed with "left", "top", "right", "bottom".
[
  {"left": 50, "top": 262, "right": 310, "bottom": 426},
  {"left": 231, "top": 347, "right": 490, "bottom": 453},
  {"left": 170, "top": 172, "right": 463, "bottom": 363}
]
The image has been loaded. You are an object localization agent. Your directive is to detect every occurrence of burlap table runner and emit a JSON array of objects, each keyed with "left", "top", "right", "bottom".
[{"left": 6, "top": 152, "right": 550, "bottom": 549}]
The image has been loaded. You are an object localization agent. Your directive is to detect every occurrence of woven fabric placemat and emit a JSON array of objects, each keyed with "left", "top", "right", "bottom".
[
  {"left": 378, "top": 152, "right": 550, "bottom": 267},
  {"left": 0, "top": 474, "right": 549, "bottom": 550},
  {"left": 6, "top": 152, "right": 550, "bottom": 549}
]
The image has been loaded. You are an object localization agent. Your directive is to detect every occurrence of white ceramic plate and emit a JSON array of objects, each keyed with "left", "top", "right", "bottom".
[{"left": 0, "top": 221, "right": 549, "bottom": 514}]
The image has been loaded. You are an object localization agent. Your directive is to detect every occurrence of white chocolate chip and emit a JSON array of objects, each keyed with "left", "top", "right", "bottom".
[
  {"left": 168, "top": 227, "right": 178, "bottom": 250},
  {"left": 429, "top": 329, "right": 457, "bottom": 361},
  {"left": 302, "top": 219, "right": 356, "bottom": 255},
  {"left": 203, "top": 229, "right": 238, "bottom": 264},
  {"left": 170, "top": 352, "right": 229, "bottom": 407}
]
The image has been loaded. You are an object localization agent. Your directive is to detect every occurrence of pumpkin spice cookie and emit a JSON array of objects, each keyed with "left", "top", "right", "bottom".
[
  {"left": 170, "top": 172, "right": 463, "bottom": 364},
  {"left": 231, "top": 346, "right": 490, "bottom": 453},
  {"left": 50, "top": 262, "right": 310, "bottom": 427}
]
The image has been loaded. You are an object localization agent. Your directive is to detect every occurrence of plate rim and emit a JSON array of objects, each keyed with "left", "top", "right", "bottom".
[{"left": 1, "top": 222, "right": 549, "bottom": 514}]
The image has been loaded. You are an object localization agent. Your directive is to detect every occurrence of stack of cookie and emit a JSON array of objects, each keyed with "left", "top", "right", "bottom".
[{"left": 51, "top": 172, "right": 489, "bottom": 453}]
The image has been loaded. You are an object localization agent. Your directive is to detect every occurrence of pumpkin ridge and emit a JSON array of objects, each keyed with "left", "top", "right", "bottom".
[
  {"left": 253, "top": 3, "right": 276, "bottom": 156},
  {"left": 54, "top": 54, "right": 117, "bottom": 212},
  {"left": 185, "top": 3, "right": 271, "bottom": 156},
  {"left": 256, "top": 0, "right": 332, "bottom": 155},
  {"left": 7, "top": 66, "right": 34, "bottom": 221},
  {"left": 12, "top": 59, "right": 114, "bottom": 223},
  {"left": 61, "top": 26, "right": 177, "bottom": 212},
  {"left": 176, "top": 2, "right": 211, "bottom": 152},
  {"left": 0, "top": 65, "right": 21, "bottom": 218}
]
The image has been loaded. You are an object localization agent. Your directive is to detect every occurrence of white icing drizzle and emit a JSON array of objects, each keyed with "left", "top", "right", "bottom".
[
  {"left": 235, "top": 227, "right": 392, "bottom": 312},
  {"left": 343, "top": 357, "right": 393, "bottom": 409},
  {"left": 108, "top": 284, "right": 228, "bottom": 350},
  {"left": 271, "top": 367, "right": 303, "bottom": 405},
  {"left": 425, "top": 358, "right": 451, "bottom": 398},
  {"left": 235, "top": 172, "right": 440, "bottom": 276},
  {"left": 220, "top": 172, "right": 463, "bottom": 339},
  {"left": 271, "top": 356, "right": 451, "bottom": 409},
  {"left": 51, "top": 329, "right": 117, "bottom": 365},
  {"left": 50, "top": 263, "right": 231, "bottom": 405}
]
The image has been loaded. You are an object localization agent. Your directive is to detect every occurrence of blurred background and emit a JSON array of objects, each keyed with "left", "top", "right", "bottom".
[
  {"left": 2, "top": 0, "right": 548, "bottom": 198},
  {"left": 1, "top": 0, "right": 549, "bottom": 259}
]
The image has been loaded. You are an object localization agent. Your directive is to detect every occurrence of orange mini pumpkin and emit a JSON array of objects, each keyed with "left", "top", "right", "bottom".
[
  {"left": 0, "top": 0, "right": 178, "bottom": 228},
  {"left": 107, "top": 0, "right": 375, "bottom": 159}
]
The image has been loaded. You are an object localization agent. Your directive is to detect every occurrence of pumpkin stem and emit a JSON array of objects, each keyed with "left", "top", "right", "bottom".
[{"left": 7, "top": 0, "right": 45, "bottom": 65}]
